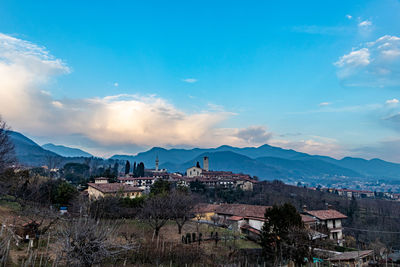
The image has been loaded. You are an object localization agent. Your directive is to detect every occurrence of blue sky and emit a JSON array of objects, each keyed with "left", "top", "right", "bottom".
[{"left": 1, "top": 0, "right": 400, "bottom": 161}]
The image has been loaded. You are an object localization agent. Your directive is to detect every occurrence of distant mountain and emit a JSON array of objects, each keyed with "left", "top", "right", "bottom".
[
  {"left": 42, "top": 143, "right": 93, "bottom": 158},
  {"left": 7, "top": 131, "right": 92, "bottom": 168},
  {"left": 110, "top": 144, "right": 308, "bottom": 167},
  {"left": 161, "top": 151, "right": 288, "bottom": 179},
  {"left": 112, "top": 144, "right": 400, "bottom": 181},
  {"left": 7, "top": 131, "right": 62, "bottom": 166},
  {"left": 160, "top": 151, "right": 363, "bottom": 181},
  {"left": 8, "top": 130, "right": 400, "bottom": 181}
]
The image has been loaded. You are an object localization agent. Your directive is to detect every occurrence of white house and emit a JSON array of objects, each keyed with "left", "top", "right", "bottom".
[{"left": 304, "top": 208, "right": 347, "bottom": 246}]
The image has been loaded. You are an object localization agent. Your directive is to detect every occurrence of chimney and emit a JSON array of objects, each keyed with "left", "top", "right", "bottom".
[{"left": 203, "top": 156, "right": 209, "bottom": 171}]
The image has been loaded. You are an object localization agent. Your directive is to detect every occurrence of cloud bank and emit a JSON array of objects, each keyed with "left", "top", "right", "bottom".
[
  {"left": 335, "top": 35, "right": 400, "bottom": 87},
  {"left": 0, "top": 33, "right": 272, "bottom": 154}
]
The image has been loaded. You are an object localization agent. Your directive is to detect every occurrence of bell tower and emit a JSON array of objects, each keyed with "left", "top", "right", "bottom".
[{"left": 155, "top": 156, "right": 159, "bottom": 171}]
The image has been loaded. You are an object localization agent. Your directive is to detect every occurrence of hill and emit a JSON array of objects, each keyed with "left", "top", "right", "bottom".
[
  {"left": 8, "top": 130, "right": 400, "bottom": 182},
  {"left": 7, "top": 131, "right": 62, "bottom": 167},
  {"left": 42, "top": 143, "right": 93, "bottom": 157}
]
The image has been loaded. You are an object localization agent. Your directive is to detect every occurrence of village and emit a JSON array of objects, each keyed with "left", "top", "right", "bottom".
[{"left": 76, "top": 156, "right": 383, "bottom": 266}]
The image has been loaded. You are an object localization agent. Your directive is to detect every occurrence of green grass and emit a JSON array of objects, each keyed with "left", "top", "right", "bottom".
[{"left": 0, "top": 199, "right": 21, "bottom": 211}]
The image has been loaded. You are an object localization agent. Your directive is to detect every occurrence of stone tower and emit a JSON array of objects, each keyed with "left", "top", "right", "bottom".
[
  {"left": 203, "top": 156, "right": 209, "bottom": 171},
  {"left": 155, "top": 156, "right": 159, "bottom": 171}
]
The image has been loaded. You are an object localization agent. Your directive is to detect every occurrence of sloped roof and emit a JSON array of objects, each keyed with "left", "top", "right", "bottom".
[
  {"left": 306, "top": 209, "right": 347, "bottom": 220},
  {"left": 88, "top": 183, "right": 143, "bottom": 194},
  {"left": 328, "top": 250, "right": 373, "bottom": 261},
  {"left": 228, "top": 215, "right": 244, "bottom": 221},
  {"left": 193, "top": 203, "right": 220, "bottom": 213},
  {"left": 301, "top": 214, "right": 317, "bottom": 223},
  {"left": 216, "top": 203, "right": 271, "bottom": 219}
]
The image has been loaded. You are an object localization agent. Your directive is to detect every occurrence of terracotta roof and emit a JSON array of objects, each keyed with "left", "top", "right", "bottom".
[
  {"left": 240, "top": 224, "right": 261, "bottom": 235},
  {"left": 301, "top": 214, "right": 317, "bottom": 224},
  {"left": 328, "top": 250, "right": 373, "bottom": 261},
  {"left": 216, "top": 203, "right": 271, "bottom": 219},
  {"left": 193, "top": 203, "right": 220, "bottom": 213},
  {"left": 306, "top": 209, "right": 347, "bottom": 220},
  {"left": 228, "top": 215, "right": 244, "bottom": 221},
  {"left": 95, "top": 177, "right": 108, "bottom": 180},
  {"left": 88, "top": 183, "right": 143, "bottom": 194}
]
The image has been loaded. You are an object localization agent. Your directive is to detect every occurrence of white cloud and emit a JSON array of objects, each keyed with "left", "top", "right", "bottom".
[
  {"left": 0, "top": 33, "right": 272, "bottom": 152},
  {"left": 334, "top": 35, "right": 400, "bottom": 87},
  {"left": 386, "top": 98, "right": 399, "bottom": 105},
  {"left": 334, "top": 48, "right": 370, "bottom": 68},
  {"left": 346, "top": 14, "right": 352, "bottom": 20},
  {"left": 358, "top": 20, "right": 372, "bottom": 27},
  {"left": 182, "top": 78, "right": 198, "bottom": 83},
  {"left": 318, "top": 102, "right": 331, "bottom": 107},
  {"left": 114, "top": 82, "right": 119, "bottom": 87}
]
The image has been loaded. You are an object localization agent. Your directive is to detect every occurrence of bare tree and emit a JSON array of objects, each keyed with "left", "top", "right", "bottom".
[
  {"left": 45, "top": 155, "right": 62, "bottom": 170},
  {"left": 0, "top": 116, "right": 15, "bottom": 173},
  {"left": 59, "top": 216, "right": 133, "bottom": 267},
  {"left": 140, "top": 195, "right": 172, "bottom": 237},
  {"left": 170, "top": 190, "right": 195, "bottom": 234}
]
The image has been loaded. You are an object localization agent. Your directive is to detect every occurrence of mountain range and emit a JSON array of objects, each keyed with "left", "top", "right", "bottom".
[
  {"left": 42, "top": 143, "right": 93, "bottom": 157},
  {"left": 8, "top": 130, "right": 400, "bottom": 182}
]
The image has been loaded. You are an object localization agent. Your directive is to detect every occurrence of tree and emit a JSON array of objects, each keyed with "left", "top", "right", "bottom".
[
  {"left": 136, "top": 162, "right": 145, "bottom": 177},
  {"left": 133, "top": 162, "right": 137, "bottom": 176},
  {"left": 54, "top": 181, "right": 78, "bottom": 205},
  {"left": 170, "top": 190, "right": 195, "bottom": 234},
  {"left": 261, "top": 203, "right": 310, "bottom": 265},
  {"left": 196, "top": 161, "right": 200, "bottom": 168},
  {"left": 0, "top": 116, "right": 15, "bottom": 173},
  {"left": 150, "top": 180, "right": 170, "bottom": 196},
  {"left": 59, "top": 216, "right": 133, "bottom": 267},
  {"left": 124, "top": 160, "right": 130, "bottom": 175},
  {"left": 113, "top": 162, "right": 119, "bottom": 176},
  {"left": 140, "top": 195, "right": 172, "bottom": 237}
]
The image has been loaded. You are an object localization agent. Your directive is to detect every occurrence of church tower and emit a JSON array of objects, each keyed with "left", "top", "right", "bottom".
[{"left": 155, "top": 156, "right": 159, "bottom": 171}]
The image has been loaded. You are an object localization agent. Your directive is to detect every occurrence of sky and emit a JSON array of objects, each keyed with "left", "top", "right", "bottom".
[{"left": 1, "top": 0, "right": 400, "bottom": 161}]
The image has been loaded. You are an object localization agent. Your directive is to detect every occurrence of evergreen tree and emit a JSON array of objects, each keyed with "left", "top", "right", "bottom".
[
  {"left": 113, "top": 162, "right": 119, "bottom": 176},
  {"left": 137, "top": 162, "right": 145, "bottom": 177},
  {"left": 124, "top": 161, "right": 130, "bottom": 175},
  {"left": 261, "top": 203, "right": 310, "bottom": 265},
  {"left": 196, "top": 161, "right": 201, "bottom": 168},
  {"left": 133, "top": 162, "right": 137, "bottom": 177}
]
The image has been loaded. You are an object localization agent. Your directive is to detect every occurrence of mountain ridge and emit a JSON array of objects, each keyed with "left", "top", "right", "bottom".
[{"left": 8, "top": 130, "right": 400, "bottom": 182}]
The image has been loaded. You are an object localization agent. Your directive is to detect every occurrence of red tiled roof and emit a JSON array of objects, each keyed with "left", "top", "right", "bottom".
[
  {"left": 301, "top": 214, "right": 317, "bottom": 223},
  {"left": 240, "top": 224, "right": 261, "bottom": 235},
  {"left": 228, "top": 215, "right": 244, "bottom": 221},
  {"left": 193, "top": 203, "right": 220, "bottom": 213},
  {"left": 306, "top": 209, "right": 347, "bottom": 220},
  {"left": 216, "top": 203, "right": 271, "bottom": 219},
  {"left": 88, "top": 183, "right": 143, "bottom": 194}
]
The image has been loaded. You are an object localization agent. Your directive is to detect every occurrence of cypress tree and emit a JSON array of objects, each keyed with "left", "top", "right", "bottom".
[{"left": 124, "top": 160, "right": 130, "bottom": 175}]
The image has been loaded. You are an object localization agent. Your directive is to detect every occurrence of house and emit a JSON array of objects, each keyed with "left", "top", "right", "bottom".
[
  {"left": 87, "top": 183, "right": 143, "bottom": 199},
  {"left": 94, "top": 177, "right": 109, "bottom": 184},
  {"left": 196, "top": 203, "right": 271, "bottom": 239},
  {"left": 301, "top": 214, "right": 328, "bottom": 240},
  {"left": 192, "top": 203, "right": 220, "bottom": 221},
  {"left": 303, "top": 208, "right": 347, "bottom": 246},
  {"left": 118, "top": 177, "right": 155, "bottom": 192},
  {"left": 328, "top": 250, "right": 374, "bottom": 266}
]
